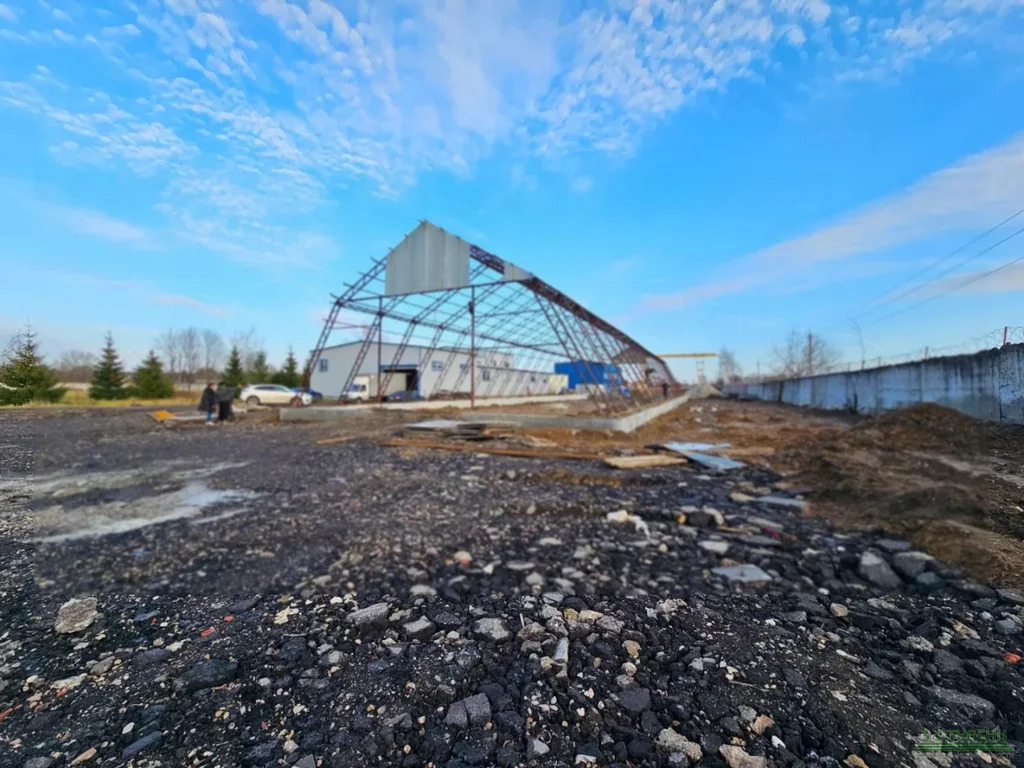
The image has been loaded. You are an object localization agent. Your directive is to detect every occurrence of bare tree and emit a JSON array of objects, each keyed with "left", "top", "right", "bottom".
[
  {"left": 772, "top": 331, "right": 841, "bottom": 377},
  {"left": 201, "top": 330, "right": 226, "bottom": 376},
  {"left": 55, "top": 350, "right": 98, "bottom": 383},
  {"left": 717, "top": 347, "right": 742, "bottom": 384},
  {"left": 230, "top": 327, "right": 265, "bottom": 372},
  {"left": 179, "top": 327, "right": 202, "bottom": 389},
  {"left": 156, "top": 329, "right": 183, "bottom": 380}
]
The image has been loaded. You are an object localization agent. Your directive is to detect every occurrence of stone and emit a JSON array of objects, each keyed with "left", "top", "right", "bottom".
[
  {"left": 55, "top": 597, "right": 98, "bottom": 634},
  {"left": 410, "top": 584, "right": 437, "bottom": 597},
  {"left": 597, "top": 616, "right": 625, "bottom": 634},
  {"left": 657, "top": 729, "right": 702, "bottom": 763},
  {"left": 996, "top": 587, "right": 1024, "bottom": 605},
  {"left": 402, "top": 616, "right": 435, "bottom": 640},
  {"left": 553, "top": 637, "right": 569, "bottom": 664},
  {"left": 928, "top": 687, "right": 996, "bottom": 719},
  {"left": 995, "top": 618, "right": 1021, "bottom": 636},
  {"left": 89, "top": 657, "right": 115, "bottom": 676},
  {"left": 830, "top": 603, "right": 849, "bottom": 618},
  {"left": 474, "top": 617, "right": 511, "bottom": 642},
  {"left": 623, "top": 640, "right": 641, "bottom": 658},
  {"left": 712, "top": 564, "right": 772, "bottom": 584},
  {"left": 446, "top": 693, "right": 491, "bottom": 728},
  {"left": 876, "top": 538, "right": 911, "bottom": 553},
  {"left": 846, "top": 756, "right": 869, "bottom": 768},
  {"left": 294, "top": 757, "right": 316, "bottom": 768},
  {"left": 863, "top": 662, "right": 894, "bottom": 681},
  {"left": 122, "top": 732, "right": 162, "bottom": 760},
  {"left": 527, "top": 738, "right": 550, "bottom": 759},
  {"left": 134, "top": 648, "right": 171, "bottom": 668},
  {"left": 906, "top": 636, "right": 935, "bottom": 653},
  {"left": 699, "top": 540, "right": 730, "bottom": 556},
  {"left": 858, "top": 551, "right": 902, "bottom": 590},
  {"left": 24, "top": 759, "right": 54, "bottom": 768},
  {"left": 751, "top": 715, "right": 775, "bottom": 735},
  {"left": 892, "top": 551, "right": 933, "bottom": 579},
  {"left": 174, "top": 659, "right": 238, "bottom": 694},
  {"left": 720, "top": 745, "right": 768, "bottom": 768},
  {"left": 617, "top": 687, "right": 652, "bottom": 713},
  {"left": 347, "top": 603, "right": 389, "bottom": 629}
]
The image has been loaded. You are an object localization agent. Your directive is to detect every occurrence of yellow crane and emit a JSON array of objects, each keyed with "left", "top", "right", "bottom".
[{"left": 658, "top": 352, "right": 717, "bottom": 381}]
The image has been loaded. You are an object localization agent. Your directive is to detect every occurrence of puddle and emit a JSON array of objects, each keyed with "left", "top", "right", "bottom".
[
  {"left": 4, "top": 461, "right": 249, "bottom": 500},
  {"left": 32, "top": 481, "right": 259, "bottom": 543}
]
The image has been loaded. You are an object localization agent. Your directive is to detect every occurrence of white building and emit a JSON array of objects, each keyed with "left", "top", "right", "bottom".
[{"left": 310, "top": 341, "right": 564, "bottom": 401}]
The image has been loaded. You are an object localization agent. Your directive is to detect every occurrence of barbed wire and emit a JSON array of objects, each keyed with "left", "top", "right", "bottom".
[{"left": 743, "top": 326, "right": 1023, "bottom": 383}]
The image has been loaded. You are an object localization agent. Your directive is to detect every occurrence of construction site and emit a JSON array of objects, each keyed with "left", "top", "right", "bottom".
[{"left": 1, "top": 223, "right": 1023, "bottom": 768}]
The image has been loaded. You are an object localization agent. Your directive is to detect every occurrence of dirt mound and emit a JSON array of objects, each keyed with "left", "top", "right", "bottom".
[
  {"left": 843, "top": 402, "right": 990, "bottom": 455},
  {"left": 780, "top": 404, "right": 1024, "bottom": 586}
]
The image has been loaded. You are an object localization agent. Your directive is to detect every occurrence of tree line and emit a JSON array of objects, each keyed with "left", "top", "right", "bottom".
[{"left": 0, "top": 325, "right": 305, "bottom": 405}]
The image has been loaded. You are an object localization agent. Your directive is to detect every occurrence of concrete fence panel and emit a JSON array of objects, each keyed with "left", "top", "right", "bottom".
[{"left": 726, "top": 342, "right": 1024, "bottom": 424}]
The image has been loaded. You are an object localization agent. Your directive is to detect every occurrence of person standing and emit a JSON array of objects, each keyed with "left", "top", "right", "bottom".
[
  {"left": 216, "top": 381, "right": 235, "bottom": 423},
  {"left": 199, "top": 381, "right": 218, "bottom": 426},
  {"left": 661, "top": 381, "right": 669, "bottom": 399}
]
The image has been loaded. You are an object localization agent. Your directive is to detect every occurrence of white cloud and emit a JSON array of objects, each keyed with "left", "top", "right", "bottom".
[
  {"left": 40, "top": 202, "right": 154, "bottom": 247},
  {"left": 0, "top": 4, "right": 16, "bottom": 23},
  {"left": 0, "top": 0, "right": 1021, "bottom": 272},
  {"left": 642, "top": 131, "right": 1024, "bottom": 310}
]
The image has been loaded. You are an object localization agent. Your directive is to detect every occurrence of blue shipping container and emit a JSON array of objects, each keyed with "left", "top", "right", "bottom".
[{"left": 555, "top": 361, "right": 620, "bottom": 390}]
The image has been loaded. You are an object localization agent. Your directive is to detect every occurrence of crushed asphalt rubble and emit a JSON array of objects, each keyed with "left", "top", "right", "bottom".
[{"left": 0, "top": 409, "right": 1022, "bottom": 767}]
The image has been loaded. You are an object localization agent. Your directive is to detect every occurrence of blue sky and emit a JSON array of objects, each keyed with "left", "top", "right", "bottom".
[{"left": 1, "top": 0, "right": 1023, "bottom": 380}]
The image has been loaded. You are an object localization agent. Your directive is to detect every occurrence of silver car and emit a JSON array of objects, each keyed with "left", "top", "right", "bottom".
[{"left": 240, "top": 384, "right": 312, "bottom": 407}]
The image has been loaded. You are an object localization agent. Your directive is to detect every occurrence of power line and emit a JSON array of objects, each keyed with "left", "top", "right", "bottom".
[
  {"left": 863, "top": 223, "right": 1024, "bottom": 325},
  {"left": 855, "top": 205, "right": 1024, "bottom": 319}
]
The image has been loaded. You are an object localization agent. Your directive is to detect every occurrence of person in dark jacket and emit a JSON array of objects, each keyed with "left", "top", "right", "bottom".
[
  {"left": 199, "top": 382, "right": 218, "bottom": 426},
  {"left": 216, "top": 381, "right": 235, "bottom": 423},
  {"left": 661, "top": 381, "right": 669, "bottom": 399}
]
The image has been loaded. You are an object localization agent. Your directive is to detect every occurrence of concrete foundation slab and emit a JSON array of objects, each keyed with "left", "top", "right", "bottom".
[{"left": 281, "top": 393, "right": 689, "bottom": 432}]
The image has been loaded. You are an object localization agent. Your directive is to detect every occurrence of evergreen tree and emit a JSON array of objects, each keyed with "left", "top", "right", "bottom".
[
  {"left": 131, "top": 351, "right": 175, "bottom": 398},
  {"left": 222, "top": 346, "right": 246, "bottom": 390},
  {"left": 89, "top": 333, "right": 128, "bottom": 400},
  {"left": 270, "top": 348, "right": 302, "bottom": 388},
  {"left": 0, "top": 327, "right": 66, "bottom": 405},
  {"left": 248, "top": 350, "right": 270, "bottom": 383}
]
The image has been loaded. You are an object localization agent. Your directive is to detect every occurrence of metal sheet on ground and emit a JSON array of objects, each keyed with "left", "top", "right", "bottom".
[{"left": 681, "top": 452, "right": 746, "bottom": 471}]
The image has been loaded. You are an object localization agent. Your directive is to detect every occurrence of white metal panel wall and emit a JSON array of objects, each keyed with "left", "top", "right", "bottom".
[{"left": 385, "top": 222, "right": 471, "bottom": 296}]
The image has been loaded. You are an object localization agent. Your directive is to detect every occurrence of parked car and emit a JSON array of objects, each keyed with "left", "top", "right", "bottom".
[
  {"left": 386, "top": 390, "right": 423, "bottom": 402},
  {"left": 291, "top": 386, "right": 323, "bottom": 402},
  {"left": 241, "top": 384, "right": 312, "bottom": 407}
]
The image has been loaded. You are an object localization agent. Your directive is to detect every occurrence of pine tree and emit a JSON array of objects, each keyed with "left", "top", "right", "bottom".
[
  {"left": 89, "top": 333, "right": 128, "bottom": 400},
  {"left": 131, "top": 351, "right": 175, "bottom": 398},
  {"left": 0, "top": 327, "right": 66, "bottom": 405},
  {"left": 222, "top": 346, "right": 246, "bottom": 390},
  {"left": 270, "top": 348, "right": 302, "bottom": 388},
  {"left": 248, "top": 350, "right": 270, "bottom": 383}
]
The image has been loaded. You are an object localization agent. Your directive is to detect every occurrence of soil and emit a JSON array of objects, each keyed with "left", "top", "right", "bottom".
[{"left": 507, "top": 399, "right": 1024, "bottom": 590}]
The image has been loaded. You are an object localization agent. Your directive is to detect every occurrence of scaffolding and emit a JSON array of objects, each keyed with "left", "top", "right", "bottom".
[{"left": 305, "top": 222, "right": 676, "bottom": 413}]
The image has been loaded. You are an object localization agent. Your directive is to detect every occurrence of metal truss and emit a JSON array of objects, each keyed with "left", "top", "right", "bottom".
[{"left": 305, "top": 227, "right": 676, "bottom": 413}]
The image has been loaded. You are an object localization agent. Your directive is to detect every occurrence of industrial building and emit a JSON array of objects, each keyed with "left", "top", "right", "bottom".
[
  {"left": 310, "top": 340, "right": 567, "bottom": 400},
  {"left": 306, "top": 221, "right": 674, "bottom": 410}
]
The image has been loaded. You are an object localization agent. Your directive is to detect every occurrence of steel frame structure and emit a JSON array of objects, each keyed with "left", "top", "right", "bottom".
[{"left": 306, "top": 227, "right": 676, "bottom": 414}]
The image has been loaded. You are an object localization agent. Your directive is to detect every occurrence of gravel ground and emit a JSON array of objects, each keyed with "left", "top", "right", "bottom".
[{"left": 1, "top": 409, "right": 1022, "bottom": 768}]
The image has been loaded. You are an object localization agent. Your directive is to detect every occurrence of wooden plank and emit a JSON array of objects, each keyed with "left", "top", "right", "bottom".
[
  {"left": 382, "top": 438, "right": 603, "bottom": 461},
  {"left": 603, "top": 455, "right": 687, "bottom": 469},
  {"left": 315, "top": 435, "right": 359, "bottom": 446}
]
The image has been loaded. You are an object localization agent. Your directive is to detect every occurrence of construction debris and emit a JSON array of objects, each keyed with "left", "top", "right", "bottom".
[
  {"left": 382, "top": 438, "right": 602, "bottom": 461},
  {"left": 657, "top": 441, "right": 732, "bottom": 453},
  {"left": 402, "top": 420, "right": 517, "bottom": 441},
  {"left": 602, "top": 455, "right": 687, "bottom": 470}
]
